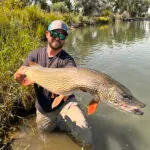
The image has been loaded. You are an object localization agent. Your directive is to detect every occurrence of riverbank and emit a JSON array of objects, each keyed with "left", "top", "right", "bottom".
[{"left": 122, "top": 17, "right": 150, "bottom": 21}]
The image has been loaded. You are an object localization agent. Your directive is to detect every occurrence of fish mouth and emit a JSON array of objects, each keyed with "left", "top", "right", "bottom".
[
  {"left": 129, "top": 108, "right": 144, "bottom": 115},
  {"left": 118, "top": 103, "right": 145, "bottom": 115},
  {"left": 107, "top": 101, "right": 145, "bottom": 115}
]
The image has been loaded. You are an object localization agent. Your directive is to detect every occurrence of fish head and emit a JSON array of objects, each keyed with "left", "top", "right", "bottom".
[{"left": 101, "top": 84, "right": 145, "bottom": 115}]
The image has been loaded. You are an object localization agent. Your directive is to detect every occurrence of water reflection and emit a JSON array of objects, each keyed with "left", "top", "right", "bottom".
[
  {"left": 90, "top": 116, "right": 142, "bottom": 150},
  {"left": 65, "top": 21, "right": 149, "bottom": 66}
]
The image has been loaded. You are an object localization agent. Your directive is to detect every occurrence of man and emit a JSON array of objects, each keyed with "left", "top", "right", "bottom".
[{"left": 14, "top": 20, "right": 93, "bottom": 149}]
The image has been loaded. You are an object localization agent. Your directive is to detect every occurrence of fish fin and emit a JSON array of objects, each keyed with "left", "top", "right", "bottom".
[
  {"left": 87, "top": 99, "right": 99, "bottom": 115},
  {"left": 51, "top": 95, "right": 68, "bottom": 109},
  {"left": 28, "top": 61, "right": 41, "bottom": 67}
]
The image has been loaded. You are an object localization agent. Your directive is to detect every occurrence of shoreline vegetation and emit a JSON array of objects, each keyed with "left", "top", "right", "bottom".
[{"left": 0, "top": 0, "right": 150, "bottom": 148}]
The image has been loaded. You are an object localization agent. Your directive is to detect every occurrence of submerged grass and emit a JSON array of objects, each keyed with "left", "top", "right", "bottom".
[{"left": 0, "top": 0, "right": 111, "bottom": 146}]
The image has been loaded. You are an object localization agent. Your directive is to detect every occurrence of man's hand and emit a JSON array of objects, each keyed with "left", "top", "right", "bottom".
[{"left": 14, "top": 66, "right": 34, "bottom": 86}]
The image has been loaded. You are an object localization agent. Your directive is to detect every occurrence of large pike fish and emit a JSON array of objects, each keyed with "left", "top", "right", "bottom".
[{"left": 24, "top": 62, "right": 145, "bottom": 115}]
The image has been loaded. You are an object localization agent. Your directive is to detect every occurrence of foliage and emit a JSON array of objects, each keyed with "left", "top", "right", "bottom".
[
  {"left": 103, "top": 10, "right": 111, "bottom": 16},
  {"left": 32, "top": 0, "right": 50, "bottom": 11},
  {"left": 7, "top": 0, "right": 150, "bottom": 17},
  {"left": 1, "top": 0, "right": 24, "bottom": 9},
  {"left": 73, "top": 0, "right": 150, "bottom": 17},
  {"left": 96, "top": 16, "right": 110, "bottom": 24},
  {"left": 74, "top": 0, "right": 114, "bottom": 16},
  {"left": 52, "top": 0, "right": 72, "bottom": 10},
  {"left": 121, "top": 11, "right": 130, "bottom": 19},
  {"left": 112, "top": 0, "right": 150, "bottom": 17},
  {"left": 0, "top": 2, "right": 41, "bottom": 143},
  {"left": 73, "top": 1, "right": 82, "bottom": 14},
  {"left": 51, "top": 2, "right": 69, "bottom": 13}
]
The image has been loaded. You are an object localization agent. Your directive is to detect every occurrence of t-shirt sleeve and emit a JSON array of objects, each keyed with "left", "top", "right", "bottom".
[
  {"left": 64, "top": 57, "right": 77, "bottom": 68},
  {"left": 22, "top": 51, "right": 37, "bottom": 66}
]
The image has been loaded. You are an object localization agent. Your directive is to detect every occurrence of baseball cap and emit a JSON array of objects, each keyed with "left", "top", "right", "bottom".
[{"left": 48, "top": 20, "right": 68, "bottom": 35}]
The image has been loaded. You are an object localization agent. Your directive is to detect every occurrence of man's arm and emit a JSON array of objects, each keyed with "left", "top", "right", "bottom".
[
  {"left": 63, "top": 58, "right": 76, "bottom": 68},
  {"left": 14, "top": 66, "right": 34, "bottom": 86}
]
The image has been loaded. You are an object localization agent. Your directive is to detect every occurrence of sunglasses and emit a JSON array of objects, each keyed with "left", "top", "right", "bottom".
[{"left": 49, "top": 30, "right": 67, "bottom": 40}]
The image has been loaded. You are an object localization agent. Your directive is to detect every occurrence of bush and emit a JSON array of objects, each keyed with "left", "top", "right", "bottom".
[
  {"left": 51, "top": 2, "right": 69, "bottom": 13},
  {"left": 121, "top": 11, "right": 130, "bottom": 19},
  {"left": 96, "top": 16, "right": 110, "bottom": 24},
  {"left": 103, "top": 10, "right": 111, "bottom": 16}
]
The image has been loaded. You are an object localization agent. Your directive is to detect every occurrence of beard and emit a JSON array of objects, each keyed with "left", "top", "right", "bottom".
[{"left": 48, "top": 39, "right": 64, "bottom": 51}]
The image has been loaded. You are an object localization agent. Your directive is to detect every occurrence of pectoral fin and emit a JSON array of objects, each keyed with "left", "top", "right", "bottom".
[
  {"left": 88, "top": 99, "right": 99, "bottom": 115},
  {"left": 52, "top": 96, "right": 63, "bottom": 109},
  {"left": 52, "top": 96, "right": 68, "bottom": 109}
]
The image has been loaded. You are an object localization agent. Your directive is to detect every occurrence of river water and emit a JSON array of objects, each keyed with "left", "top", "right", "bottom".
[{"left": 12, "top": 21, "right": 150, "bottom": 150}]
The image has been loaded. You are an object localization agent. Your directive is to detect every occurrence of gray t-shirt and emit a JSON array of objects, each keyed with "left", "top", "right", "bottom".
[{"left": 23, "top": 47, "right": 76, "bottom": 113}]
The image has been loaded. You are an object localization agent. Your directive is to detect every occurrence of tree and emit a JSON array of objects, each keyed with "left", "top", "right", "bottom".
[
  {"left": 72, "top": 0, "right": 115, "bottom": 16},
  {"left": 112, "top": 0, "right": 150, "bottom": 17},
  {"left": 73, "top": 0, "right": 150, "bottom": 16},
  {"left": 51, "top": 0, "right": 72, "bottom": 10},
  {"left": 26, "top": 0, "right": 50, "bottom": 11},
  {"left": 51, "top": 2, "right": 69, "bottom": 13}
]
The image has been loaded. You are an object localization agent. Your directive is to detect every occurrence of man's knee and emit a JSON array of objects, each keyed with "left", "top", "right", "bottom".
[
  {"left": 60, "top": 100, "right": 93, "bottom": 147},
  {"left": 77, "top": 125, "right": 93, "bottom": 146},
  {"left": 36, "top": 110, "right": 56, "bottom": 132},
  {"left": 63, "top": 116, "right": 93, "bottom": 148},
  {"left": 36, "top": 119, "right": 56, "bottom": 132},
  {"left": 71, "top": 125, "right": 94, "bottom": 150}
]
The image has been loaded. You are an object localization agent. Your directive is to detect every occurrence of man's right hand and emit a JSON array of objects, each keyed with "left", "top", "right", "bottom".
[{"left": 14, "top": 66, "right": 34, "bottom": 86}]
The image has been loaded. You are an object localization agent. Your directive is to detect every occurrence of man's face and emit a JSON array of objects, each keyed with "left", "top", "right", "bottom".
[{"left": 46, "top": 29, "right": 67, "bottom": 51}]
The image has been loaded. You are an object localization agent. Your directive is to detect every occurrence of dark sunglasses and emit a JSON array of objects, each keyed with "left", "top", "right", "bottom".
[{"left": 49, "top": 30, "right": 67, "bottom": 40}]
